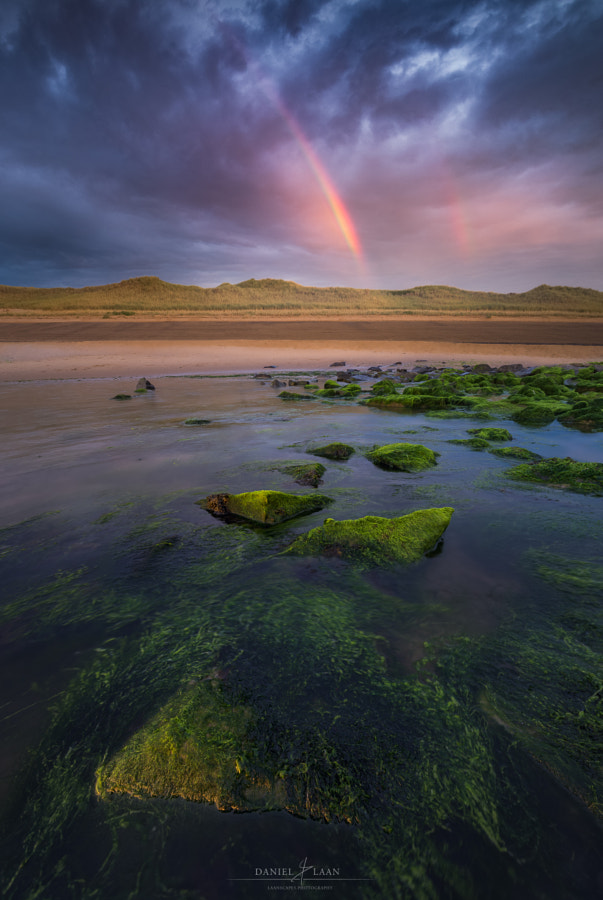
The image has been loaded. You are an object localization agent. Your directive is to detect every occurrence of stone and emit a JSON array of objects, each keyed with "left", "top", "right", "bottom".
[{"left": 198, "top": 490, "right": 331, "bottom": 524}]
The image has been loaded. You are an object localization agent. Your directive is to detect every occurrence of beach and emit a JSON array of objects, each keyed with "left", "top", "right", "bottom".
[{"left": 1, "top": 316, "right": 602, "bottom": 380}]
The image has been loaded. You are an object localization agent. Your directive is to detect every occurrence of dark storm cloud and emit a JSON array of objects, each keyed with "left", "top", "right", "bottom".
[{"left": 0, "top": 0, "right": 602, "bottom": 289}]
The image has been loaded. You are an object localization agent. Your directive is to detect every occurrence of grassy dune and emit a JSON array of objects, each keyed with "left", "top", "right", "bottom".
[{"left": 1, "top": 276, "right": 602, "bottom": 318}]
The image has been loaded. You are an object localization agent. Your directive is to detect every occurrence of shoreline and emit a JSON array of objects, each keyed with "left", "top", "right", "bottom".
[{"left": 1, "top": 337, "right": 602, "bottom": 382}]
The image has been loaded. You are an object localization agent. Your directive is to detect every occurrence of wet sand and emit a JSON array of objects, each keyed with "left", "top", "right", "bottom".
[{"left": 1, "top": 317, "right": 602, "bottom": 381}]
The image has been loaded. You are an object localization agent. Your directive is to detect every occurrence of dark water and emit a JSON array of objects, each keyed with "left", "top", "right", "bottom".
[{"left": 0, "top": 374, "right": 602, "bottom": 899}]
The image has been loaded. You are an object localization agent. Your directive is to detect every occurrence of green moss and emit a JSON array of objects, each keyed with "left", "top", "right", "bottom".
[
  {"left": 371, "top": 378, "right": 400, "bottom": 395},
  {"left": 197, "top": 490, "right": 332, "bottom": 524},
  {"left": 183, "top": 418, "right": 211, "bottom": 425},
  {"left": 278, "top": 391, "right": 316, "bottom": 401},
  {"left": 506, "top": 456, "right": 603, "bottom": 495},
  {"left": 366, "top": 442, "right": 439, "bottom": 471},
  {"left": 307, "top": 442, "right": 355, "bottom": 460},
  {"left": 511, "top": 402, "right": 563, "bottom": 426},
  {"left": 467, "top": 427, "right": 512, "bottom": 441},
  {"left": 489, "top": 447, "right": 542, "bottom": 460},
  {"left": 283, "top": 507, "right": 454, "bottom": 566},
  {"left": 112, "top": 393, "right": 131, "bottom": 400},
  {"left": 558, "top": 397, "right": 603, "bottom": 432},
  {"left": 365, "top": 393, "right": 451, "bottom": 411},
  {"left": 447, "top": 437, "right": 491, "bottom": 450},
  {"left": 279, "top": 462, "right": 325, "bottom": 487}
]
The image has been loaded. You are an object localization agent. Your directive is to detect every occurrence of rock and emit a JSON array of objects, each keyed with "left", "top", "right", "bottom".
[
  {"left": 271, "top": 379, "right": 288, "bottom": 388},
  {"left": 288, "top": 379, "right": 310, "bottom": 386},
  {"left": 558, "top": 397, "right": 603, "bottom": 432},
  {"left": 184, "top": 418, "right": 211, "bottom": 426},
  {"left": 472, "top": 364, "right": 494, "bottom": 374},
  {"left": 467, "top": 427, "right": 512, "bottom": 441},
  {"left": 330, "top": 361, "right": 346, "bottom": 367},
  {"left": 307, "top": 442, "right": 355, "bottom": 460},
  {"left": 278, "top": 391, "right": 316, "bottom": 401},
  {"left": 283, "top": 507, "right": 454, "bottom": 566},
  {"left": 136, "top": 377, "right": 155, "bottom": 392},
  {"left": 447, "top": 437, "right": 491, "bottom": 451},
  {"left": 506, "top": 456, "right": 603, "bottom": 495},
  {"left": 511, "top": 403, "right": 558, "bottom": 426},
  {"left": 498, "top": 364, "right": 524, "bottom": 373},
  {"left": 366, "top": 442, "right": 439, "bottom": 472},
  {"left": 197, "top": 490, "right": 331, "bottom": 524},
  {"left": 489, "top": 447, "right": 542, "bottom": 460},
  {"left": 112, "top": 393, "right": 131, "bottom": 400},
  {"left": 279, "top": 463, "right": 326, "bottom": 487}
]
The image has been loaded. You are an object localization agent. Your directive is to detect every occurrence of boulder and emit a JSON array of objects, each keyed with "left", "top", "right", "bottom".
[
  {"left": 366, "top": 443, "right": 439, "bottom": 471},
  {"left": 136, "top": 377, "right": 155, "bottom": 392},
  {"left": 197, "top": 490, "right": 331, "bottom": 524},
  {"left": 283, "top": 507, "right": 454, "bottom": 566},
  {"left": 307, "top": 442, "right": 355, "bottom": 460}
]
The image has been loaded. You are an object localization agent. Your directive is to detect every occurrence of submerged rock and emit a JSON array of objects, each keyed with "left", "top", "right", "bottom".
[
  {"left": 489, "top": 446, "right": 542, "bottom": 461},
  {"left": 112, "top": 393, "right": 131, "bottom": 400},
  {"left": 558, "top": 397, "right": 603, "bottom": 432},
  {"left": 447, "top": 437, "right": 491, "bottom": 451},
  {"left": 308, "top": 442, "right": 355, "bottom": 460},
  {"left": 279, "top": 463, "right": 326, "bottom": 487},
  {"left": 283, "top": 507, "right": 454, "bottom": 566},
  {"left": 198, "top": 490, "right": 331, "bottom": 524},
  {"left": 184, "top": 418, "right": 211, "bottom": 426},
  {"left": 95, "top": 681, "right": 354, "bottom": 822},
  {"left": 506, "top": 456, "right": 603, "bottom": 495},
  {"left": 366, "top": 442, "right": 439, "bottom": 472},
  {"left": 467, "top": 427, "right": 512, "bottom": 441},
  {"left": 278, "top": 391, "right": 316, "bottom": 401}
]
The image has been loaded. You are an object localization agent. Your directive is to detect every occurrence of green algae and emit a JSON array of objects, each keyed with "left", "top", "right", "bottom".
[
  {"left": 467, "top": 427, "right": 512, "bottom": 441},
  {"left": 558, "top": 397, "right": 603, "bottom": 432},
  {"left": 112, "top": 393, "right": 131, "bottom": 400},
  {"left": 277, "top": 391, "right": 316, "bottom": 401},
  {"left": 283, "top": 507, "right": 454, "bottom": 566},
  {"left": 489, "top": 446, "right": 542, "bottom": 461},
  {"left": 183, "top": 418, "right": 211, "bottom": 425},
  {"left": 307, "top": 441, "right": 355, "bottom": 460},
  {"left": 511, "top": 401, "right": 567, "bottom": 426},
  {"left": 506, "top": 457, "right": 603, "bottom": 495},
  {"left": 447, "top": 437, "right": 491, "bottom": 450},
  {"left": 198, "top": 489, "right": 332, "bottom": 524},
  {"left": 278, "top": 462, "right": 325, "bottom": 487},
  {"left": 366, "top": 442, "right": 439, "bottom": 471}
]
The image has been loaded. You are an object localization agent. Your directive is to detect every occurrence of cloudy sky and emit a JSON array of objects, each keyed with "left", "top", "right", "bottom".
[{"left": 1, "top": 0, "right": 602, "bottom": 292}]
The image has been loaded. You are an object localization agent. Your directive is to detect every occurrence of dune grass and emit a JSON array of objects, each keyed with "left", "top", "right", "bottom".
[{"left": 1, "top": 276, "right": 602, "bottom": 318}]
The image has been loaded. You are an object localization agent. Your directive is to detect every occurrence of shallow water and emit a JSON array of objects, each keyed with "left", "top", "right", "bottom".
[{"left": 0, "top": 374, "right": 602, "bottom": 899}]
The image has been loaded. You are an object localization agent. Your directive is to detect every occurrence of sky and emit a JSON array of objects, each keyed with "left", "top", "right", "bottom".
[{"left": 1, "top": 0, "right": 602, "bottom": 293}]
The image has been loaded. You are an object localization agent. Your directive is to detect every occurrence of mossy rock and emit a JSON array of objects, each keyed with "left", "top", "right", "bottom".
[
  {"left": 511, "top": 403, "right": 558, "bottom": 426},
  {"left": 366, "top": 442, "right": 439, "bottom": 472},
  {"left": 447, "top": 437, "right": 491, "bottom": 451},
  {"left": 308, "top": 442, "right": 355, "bottom": 461},
  {"left": 365, "top": 394, "right": 450, "bottom": 411},
  {"left": 278, "top": 391, "right": 316, "bottom": 401},
  {"left": 467, "top": 427, "right": 512, "bottom": 441},
  {"left": 371, "top": 379, "right": 400, "bottom": 396},
  {"left": 112, "top": 393, "right": 132, "bottom": 400},
  {"left": 198, "top": 490, "right": 331, "bottom": 524},
  {"left": 96, "top": 682, "right": 339, "bottom": 818},
  {"left": 283, "top": 507, "right": 454, "bottom": 566},
  {"left": 184, "top": 418, "right": 211, "bottom": 426},
  {"left": 506, "top": 456, "right": 603, "bottom": 495},
  {"left": 489, "top": 447, "right": 542, "bottom": 461},
  {"left": 558, "top": 397, "right": 603, "bottom": 432},
  {"left": 279, "top": 463, "right": 326, "bottom": 487}
]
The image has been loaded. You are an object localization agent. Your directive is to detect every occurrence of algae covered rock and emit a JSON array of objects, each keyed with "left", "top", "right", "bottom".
[
  {"left": 112, "top": 393, "right": 131, "bottom": 400},
  {"left": 489, "top": 447, "right": 542, "bottom": 461},
  {"left": 558, "top": 397, "right": 603, "bottom": 432},
  {"left": 278, "top": 391, "right": 316, "bottom": 401},
  {"left": 279, "top": 462, "right": 326, "bottom": 487},
  {"left": 506, "top": 456, "right": 603, "bottom": 495},
  {"left": 308, "top": 442, "right": 355, "bottom": 460},
  {"left": 467, "top": 427, "right": 512, "bottom": 441},
  {"left": 511, "top": 403, "right": 561, "bottom": 426},
  {"left": 447, "top": 437, "right": 491, "bottom": 451},
  {"left": 366, "top": 442, "right": 438, "bottom": 472},
  {"left": 283, "top": 507, "right": 454, "bottom": 566},
  {"left": 96, "top": 683, "right": 291, "bottom": 814},
  {"left": 198, "top": 490, "right": 331, "bottom": 524}
]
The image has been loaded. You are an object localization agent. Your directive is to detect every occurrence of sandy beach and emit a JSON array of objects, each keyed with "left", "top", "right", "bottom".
[{"left": 1, "top": 317, "right": 602, "bottom": 380}]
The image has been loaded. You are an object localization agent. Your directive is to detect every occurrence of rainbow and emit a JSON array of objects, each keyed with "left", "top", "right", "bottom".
[{"left": 274, "top": 96, "right": 363, "bottom": 261}]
